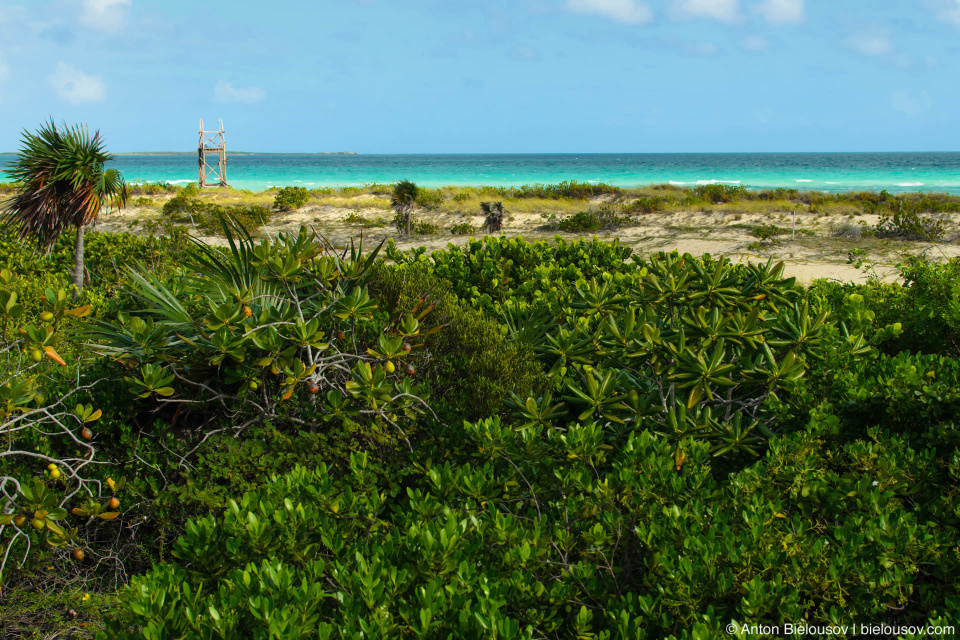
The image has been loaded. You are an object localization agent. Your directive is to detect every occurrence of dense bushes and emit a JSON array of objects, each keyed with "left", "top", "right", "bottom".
[
  {"left": 272, "top": 186, "right": 310, "bottom": 211},
  {"left": 367, "top": 262, "right": 545, "bottom": 421},
  {"left": 4, "top": 227, "right": 960, "bottom": 638},
  {"left": 162, "top": 192, "right": 273, "bottom": 234},
  {"left": 811, "top": 256, "right": 960, "bottom": 356},
  {"left": 104, "top": 407, "right": 958, "bottom": 638},
  {"left": 556, "top": 204, "right": 631, "bottom": 232}
]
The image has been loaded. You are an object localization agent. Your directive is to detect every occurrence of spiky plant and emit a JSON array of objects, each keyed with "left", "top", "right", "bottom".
[
  {"left": 480, "top": 201, "right": 504, "bottom": 234},
  {"left": 1, "top": 120, "right": 127, "bottom": 294},
  {"left": 391, "top": 179, "right": 419, "bottom": 235}
]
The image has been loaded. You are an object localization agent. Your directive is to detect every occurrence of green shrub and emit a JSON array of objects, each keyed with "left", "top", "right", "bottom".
[
  {"left": 557, "top": 204, "right": 630, "bottom": 232},
  {"left": 624, "top": 195, "right": 669, "bottom": 214},
  {"left": 392, "top": 212, "right": 440, "bottom": 236},
  {"left": 367, "top": 261, "right": 546, "bottom": 420},
  {"left": 513, "top": 180, "right": 622, "bottom": 200},
  {"left": 343, "top": 212, "right": 385, "bottom": 227},
  {"left": 127, "top": 181, "right": 178, "bottom": 196},
  {"left": 415, "top": 188, "right": 443, "bottom": 210},
  {"left": 874, "top": 208, "right": 945, "bottom": 241},
  {"left": 273, "top": 186, "right": 310, "bottom": 211},
  {"left": 413, "top": 220, "right": 441, "bottom": 235},
  {"left": 451, "top": 222, "right": 476, "bottom": 235},
  {"left": 105, "top": 404, "right": 959, "bottom": 638},
  {"left": 133, "top": 197, "right": 154, "bottom": 207},
  {"left": 811, "top": 257, "right": 960, "bottom": 356},
  {"left": 694, "top": 183, "right": 748, "bottom": 203},
  {"left": 195, "top": 204, "right": 272, "bottom": 235},
  {"left": 162, "top": 193, "right": 274, "bottom": 235},
  {"left": 750, "top": 223, "right": 786, "bottom": 245},
  {"left": 452, "top": 192, "right": 470, "bottom": 203}
]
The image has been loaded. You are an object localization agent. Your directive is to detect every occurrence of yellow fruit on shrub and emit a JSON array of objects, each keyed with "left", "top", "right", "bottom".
[
  {"left": 108, "top": 498, "right": 120, "bottom": 510},
  {"left": 40, "top": 311, "right": 54, "bottom": 323},
  {"left": 384, "top": 361, "right": 395, "bottom": 374},
  {"left": 30, "top": 349, "right": 43, "bottom": 362},
  {"left": 49, "top": 468, "right": 61, "bottom": 480},
  {"left": 31, "top": 519, "right": 44, "bottom": 530},
  {"left": 249, "top": 381, "right": 259, "bottom": 391}
]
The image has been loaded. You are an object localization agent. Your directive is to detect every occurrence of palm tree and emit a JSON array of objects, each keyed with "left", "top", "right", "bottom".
[
  {"left": 481, "top": 201, "right": 504, "bottom": 234},
  {"left": 1, "top": 120, "right": 127, "bottom": 295},
  {"left": 391, "top": 180, "right": 419, "bottom": 236}
]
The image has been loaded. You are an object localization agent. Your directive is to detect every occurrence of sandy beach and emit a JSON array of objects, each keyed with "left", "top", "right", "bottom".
[{"left": 99, "top": 188, "right": 959, "bottom": 285}]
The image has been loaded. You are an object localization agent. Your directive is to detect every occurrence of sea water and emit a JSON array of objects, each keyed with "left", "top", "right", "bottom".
[{"left": 2, "top": 152, "right": 960, "bottom": 194}]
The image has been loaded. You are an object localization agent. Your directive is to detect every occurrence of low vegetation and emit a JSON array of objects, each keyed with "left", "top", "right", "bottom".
[{"left": 0, "top": 217, "right": 958, "bottom": 637}]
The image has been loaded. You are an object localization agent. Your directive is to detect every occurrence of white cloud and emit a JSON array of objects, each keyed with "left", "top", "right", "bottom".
[
  {"left": 935, "top": 0, "right": 960, "bottom": 27},
  {"left": 846, "top": 34, "right": 892, "bottom": 56},
  {"left": 892, "top": 90, "right": 930, "bottom": 117},
  {"left": 48, "top": 62, "right": 106, "bottom": 104},
  {"left": 565, "top": 0, "right": 653, "bottom": 24},
  {"left": 742, "top": 35, "right": 769, "bottom": 51},
  {"left": 214, "top": 80, "right": 266, "bottom": 104},
  {"left": 670, "top": 0, "right": 740, "bottom": 23},
  {"left": 755, "top": 0, "right": 803, "bottom": 24},
  {"left": 81, "top": 0, "right": 132, "bottom": 32}
]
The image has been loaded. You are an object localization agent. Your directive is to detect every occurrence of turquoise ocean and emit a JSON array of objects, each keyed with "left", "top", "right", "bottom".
[{"left": 3, "top": 152, "right": 960, "bottom": 194}]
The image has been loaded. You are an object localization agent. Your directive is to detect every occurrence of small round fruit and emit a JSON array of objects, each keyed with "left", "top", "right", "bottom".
[
  {"left": 72, "top": 548, "right": 85, "bottom": 562},
  {"left": 81, "top": 427, "right": 93, "bottom": 441},
  {"left": 49, "top": 468, "right": 61, "bottom": 480},
  {"left": 404, "top": 363, "right": 416, "bottom": 375},
  {"left": 40, "top": 311, "right": 54, "bottom": 323},
  {"left": 47, "top": 463, "right": 57, "bottom": 471},
  {"left": 384, "top": 361, "right": 395, "bottom": 374},
  {"left": 402, "top": 342, "right": 412, "bottom": 352},
  {"left": 248, "top": 381, "right": 259, "bottom": 391},
  {"left": 30, "top": 349, "right": 43, "bottom": 363},
  {"left": 335, "top": 330, "right": 346, "bottom": 341},
  {"left": 31, "top": 518, "right": 45, "bottom": 530},
  {"left": 108, "top": 498, "right": 120, "bottom": 510},
  {"left": 307, "top": 381, "right": 319, "bottom": 394}
]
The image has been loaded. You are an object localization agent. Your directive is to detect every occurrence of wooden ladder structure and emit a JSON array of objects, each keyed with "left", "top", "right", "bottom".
[{"left": 198, "top": 119, "right": 227, "bottom": 188}]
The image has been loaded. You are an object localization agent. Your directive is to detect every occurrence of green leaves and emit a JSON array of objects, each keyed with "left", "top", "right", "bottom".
[
  {"left": 333, "top": 287, "right": 377, "bottom": 322},
  {"left": 124, "top": 363, "right": 175, "bottom": 398}
]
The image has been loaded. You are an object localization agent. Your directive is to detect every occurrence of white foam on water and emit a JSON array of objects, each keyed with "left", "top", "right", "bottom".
[
  {"left": 669, "top": 181, "right": 687, "bottom": 186},
  {"left": 588, "top": 180, "right": 598, "bottom": 184},
  {"left": 167, "top": 179, "right": 193, "bottom": 184},
  {"left": 896, "top": 182, "right": 924, "bottom": 187},
  {"left": 696, "top": 179, "right": 741, "bottom": 185},
  {"left": 826, "top": 182, "right": 839, "bottom": 184},
  {"left": 795, "top": 179, "right": 813, "bottom": 183}
]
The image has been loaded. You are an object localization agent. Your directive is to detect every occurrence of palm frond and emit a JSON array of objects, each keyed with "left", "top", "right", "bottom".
[{"left": 0, "top": 120, "right": 124, "bottom": 249}]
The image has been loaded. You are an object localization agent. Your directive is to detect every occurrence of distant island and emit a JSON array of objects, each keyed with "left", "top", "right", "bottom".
[{"left": 114, "top": 151, "right": 358, "bottom": 156}]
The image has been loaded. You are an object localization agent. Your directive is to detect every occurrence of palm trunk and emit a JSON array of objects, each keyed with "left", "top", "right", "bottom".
[{"left": 73, "top": 225, "right": 85, "bottom": 297}]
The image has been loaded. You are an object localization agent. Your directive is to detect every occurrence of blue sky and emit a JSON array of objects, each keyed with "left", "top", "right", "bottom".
[{"left": 0, "top": 0, "right": 959, "bottom": 153}]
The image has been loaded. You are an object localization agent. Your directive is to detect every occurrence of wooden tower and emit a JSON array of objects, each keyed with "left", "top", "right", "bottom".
[{"left": 198, "top": 118, "right": 227, "bottom": 188}]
